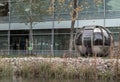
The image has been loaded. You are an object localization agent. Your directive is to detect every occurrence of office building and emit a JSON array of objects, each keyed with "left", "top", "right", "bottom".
[{"left": 0, "top": 0, "right": 119, "bottom": 55}]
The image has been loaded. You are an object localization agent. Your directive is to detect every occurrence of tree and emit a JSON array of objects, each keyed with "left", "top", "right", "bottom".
[
  {"left": 69, "top": 0, "right": 77, "bottom": 56},
  {"left": 11, "top": 0, "right": 50, "bottom": 54}
]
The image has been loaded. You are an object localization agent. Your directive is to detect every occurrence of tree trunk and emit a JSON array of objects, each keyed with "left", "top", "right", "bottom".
[
  {"left": 29, "top": 0, "right": 33, "bottom": 55},
  {"left": 29, "top": 22, "right": 33, "bottom": 55},
  {"left": 69, "top": 0, "right": 77, "bottom": 56}
]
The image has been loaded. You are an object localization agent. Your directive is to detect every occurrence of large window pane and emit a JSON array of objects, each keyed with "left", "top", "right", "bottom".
[
  {"left": 0, "top": 1, "right": 8, "bottom": 16},
  {"left": 0, "top": 36, "right": 8, "bottom": 50},
  {"left": 106, "top": 0, "right": 120, "bottom": 18},
  {"left": 54, "top": 0, "right": 71, "bottom": 20},
  {"left": 78, "top": 0, "right": 104, "bottom": 19},
  {"left": 0, "top": 31, "right": 8, "bottom": 50},
  {"left": 54, "top": 34, "right": 69, "bottom": 50},
  {"left": 0, "top": 0, "right": 9, "bottom": 23},
  {"left": 11, "top": 0, "right": 51, "bottom": 23},
  {"left": 33, "top": 35, "right": 51, "bottom": 50}
]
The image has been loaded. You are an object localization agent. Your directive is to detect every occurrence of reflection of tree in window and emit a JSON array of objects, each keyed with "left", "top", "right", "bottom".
[
  {"left": 0, "top": 2, "right": 8, "bottom": 16},
  {"left": 94, "top": 32, "right": 103, "bottom": 45}
]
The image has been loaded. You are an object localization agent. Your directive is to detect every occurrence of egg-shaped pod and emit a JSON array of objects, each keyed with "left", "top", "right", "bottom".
[{"left": 75, "top": 26, "right": 113, "bottom": 57}]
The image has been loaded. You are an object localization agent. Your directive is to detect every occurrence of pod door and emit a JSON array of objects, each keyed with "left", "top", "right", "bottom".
[{"left": 83, "top": 29, "right": 93, "bottom": 55}]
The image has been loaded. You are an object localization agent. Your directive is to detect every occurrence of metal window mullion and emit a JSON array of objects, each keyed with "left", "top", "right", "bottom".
[
  {"left": 8, "top": 0, "right": 11, "bottom": 55},
  {"left": 103, "top": 0, "right": 106, "bottom": 27},
  {"left": 51, "top": 0, "right": 55, "bottom": 56}
]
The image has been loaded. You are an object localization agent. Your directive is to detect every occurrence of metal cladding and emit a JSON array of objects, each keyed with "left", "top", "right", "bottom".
[{"left": 75, "top": 26, "right": 113, "bottom": 57}]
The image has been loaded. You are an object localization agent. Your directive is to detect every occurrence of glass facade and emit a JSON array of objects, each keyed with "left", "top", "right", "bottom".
[
  {"left": 0, "top": 31, "right": 8, "bottom": 50},
  {"left": 78, "top": 0, "right": 104, "bottom": 19},
  {"left": 1, "top": 0, "right": 120, "bottom": 21},
  {"left": 1, "top": 0, "right": 120, "bottom": 22},
  {"left": 107, "top": 27, "right": 120, "bottom": 42},
  {"left": 0, "top": 0, "right": 119, "bottom": 55},
  {"left": 33, "top": 29, "right": 70, "bottom": 50},
  {"left": 106, "top": 0, "right": 120, "bottom": 18}
]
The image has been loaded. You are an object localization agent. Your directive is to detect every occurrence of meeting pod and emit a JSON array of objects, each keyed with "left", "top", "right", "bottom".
[{"left": 75, "top": 26, "right": 113, "bottom": 57}]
